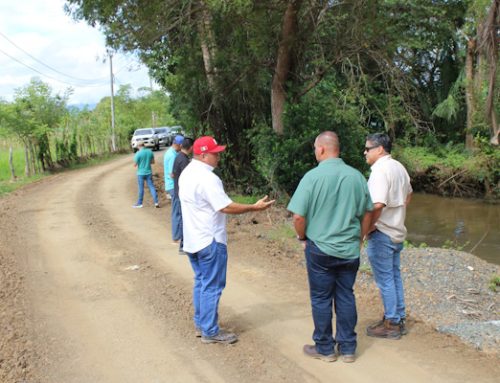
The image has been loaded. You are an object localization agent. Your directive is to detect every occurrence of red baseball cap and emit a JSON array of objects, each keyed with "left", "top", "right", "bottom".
[{"left": 193, "top": 136, "right": 226, "bottom": 155}]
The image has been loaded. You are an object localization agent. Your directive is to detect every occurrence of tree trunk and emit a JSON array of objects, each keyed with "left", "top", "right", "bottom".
[
  {"left": 271, "top": 0, "right": 302, "bottom": 135},
  {"left": 465, "top": 38, "right": 476, "bottom": 150},
  {"left": 197, "top": 1, "right": 217, "bottom": 93},
  {"left": 9, "top": 146, "right": 16, "bottom": 181}
]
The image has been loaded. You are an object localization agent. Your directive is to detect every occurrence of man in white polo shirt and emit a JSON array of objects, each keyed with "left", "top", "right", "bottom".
[
  {"left": 179, "top": 136, "right": 274, "bottom": 344},
  {"left": 364, "top": 133, "right": 412, "bottom": 340}
]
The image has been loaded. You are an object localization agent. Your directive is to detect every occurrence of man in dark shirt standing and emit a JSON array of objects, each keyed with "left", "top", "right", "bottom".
[{"left": 172, "top": 137, "right": 194, "bottom": 253}]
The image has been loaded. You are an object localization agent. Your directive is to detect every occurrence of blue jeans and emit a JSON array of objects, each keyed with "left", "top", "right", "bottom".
[
  {"left": 367, "top": 230, "right": 405, "bottom": 324},
  {"left": 187, "top": 240, "right": 227, "bottom": 337},
  {"left": 171, "top": 193, "right": 183, "bottom": 244},
  {"left": 136, "top": 174, "right": 158, "bottom": 205},
  {"left": 305, "top": 240, "right": 359, "bottom": 356}
]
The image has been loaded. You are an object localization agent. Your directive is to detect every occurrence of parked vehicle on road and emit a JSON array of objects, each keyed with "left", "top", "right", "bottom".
[
  {"left": 167, "top": 126, "right": 185, "bottom": 142},
  {"left": 153, "top": 127, "right": 171, "bottom": 147},
  {"left": 131, "top": 128, "right": 160, "bottom": 152}
]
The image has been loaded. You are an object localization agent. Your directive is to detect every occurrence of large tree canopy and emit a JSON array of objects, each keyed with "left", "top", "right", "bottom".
[{"left": 65, "top": 0, "right": 498, "bottom": 193}]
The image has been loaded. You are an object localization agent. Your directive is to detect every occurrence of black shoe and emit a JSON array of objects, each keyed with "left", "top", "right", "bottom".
[{"left": 399, "top": 318, "right": 408, "bottom": 335}]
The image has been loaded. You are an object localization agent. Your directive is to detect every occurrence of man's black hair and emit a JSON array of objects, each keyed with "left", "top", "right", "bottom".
[
  {"left": 366, "top": 133, "right": 392, "bottom": 153},
  {"left": 182, "top": 137, "right": 194, "bottom": 150}
]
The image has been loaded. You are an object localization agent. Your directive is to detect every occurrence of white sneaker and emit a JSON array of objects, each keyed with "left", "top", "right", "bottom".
[
  {"left": 155, "top": 203, "right": 160, "bottom": 208},
  {"left": 132, "top": 204, "right": 143, "bottom": 208}
]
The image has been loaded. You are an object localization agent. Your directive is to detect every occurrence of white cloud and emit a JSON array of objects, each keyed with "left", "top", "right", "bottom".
[{"left": 0, "top": 0, "right": 152, "bottom": 105}]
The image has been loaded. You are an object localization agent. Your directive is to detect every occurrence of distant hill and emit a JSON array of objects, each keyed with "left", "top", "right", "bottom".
[{"left": 68, "top": 103, "right": 97, "bottom": 111}]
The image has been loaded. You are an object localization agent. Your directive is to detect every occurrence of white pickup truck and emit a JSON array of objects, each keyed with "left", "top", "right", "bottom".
[{"left": 131, "top": 128, "right": 160, "bottom": 152}]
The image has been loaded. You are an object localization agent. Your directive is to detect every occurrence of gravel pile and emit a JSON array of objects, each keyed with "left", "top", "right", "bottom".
[{"left": 359, "top": 247, "right": 499, "bottom": 353}]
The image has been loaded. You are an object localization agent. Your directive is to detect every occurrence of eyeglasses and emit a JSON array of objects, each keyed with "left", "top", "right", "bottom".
[{"left": 364, "top": 145, "right": 380, "bottom": 152}]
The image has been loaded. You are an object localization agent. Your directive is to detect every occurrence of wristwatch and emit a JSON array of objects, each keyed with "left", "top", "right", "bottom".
[{"left": 296, "top": 235, "right": 307, "bottom": 241}]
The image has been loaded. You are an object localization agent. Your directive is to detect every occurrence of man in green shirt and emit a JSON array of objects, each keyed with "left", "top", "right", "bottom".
[
  {"left": 133, "top": 141, "right": 159, "bottom": 208},
  {"left": 288, "top": 131, "right": 372, "bottom": 363}
]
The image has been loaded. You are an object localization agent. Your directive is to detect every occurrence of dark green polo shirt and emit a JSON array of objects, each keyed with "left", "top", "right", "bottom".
[{"left": 287, "top": 158, "right": 373, "bottom": 259}]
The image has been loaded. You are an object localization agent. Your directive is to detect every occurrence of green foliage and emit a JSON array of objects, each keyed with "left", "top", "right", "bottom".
[
  {"left": 249, "top": 77, "right": 369, "bottom": 196},
  {"left": 359, "top": 263, "right": 373, "bottom": 275},
  {"left": 228, "top": 194, "right": 258, "bottom": 204},
  {"left": 489, "top": 274, "right": 500, "bottom": 292},
  {"left": 442, "top": 239, "right": 470, "bottom": 251},
  {"left": 0, "top": 174, "right": 44, "bottom": 196},
  {"left": 395, "top": 143, "right": 499, "bottom": 198},
  {"left": 403, "top": 240, "right": 428, "bottom": 249}
]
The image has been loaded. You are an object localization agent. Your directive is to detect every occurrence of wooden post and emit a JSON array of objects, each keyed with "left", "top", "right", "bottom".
[{"left": 9, "top": 146, "right": 16, "bottom": 181}]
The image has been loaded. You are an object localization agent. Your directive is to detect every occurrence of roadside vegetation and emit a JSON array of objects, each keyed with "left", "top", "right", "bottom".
[{"left": 1, "top": 1, "right": 499, "bottom": 201}]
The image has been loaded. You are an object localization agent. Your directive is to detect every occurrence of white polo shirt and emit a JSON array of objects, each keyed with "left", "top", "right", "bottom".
[
  {"left": 178, "top": 159, "right": 233, "bottom": 253},
  {"left": 368, "top": 155, "right": 413, "bottom": 243}
]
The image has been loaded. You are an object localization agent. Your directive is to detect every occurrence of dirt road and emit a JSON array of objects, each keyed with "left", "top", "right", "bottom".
[{"left": 1, "top": 152, "right": 498, "bottom": 382}]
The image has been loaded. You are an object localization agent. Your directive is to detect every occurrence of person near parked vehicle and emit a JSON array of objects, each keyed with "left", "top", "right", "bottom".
[
  {"left": 164, "top": 135, "right": 184, "bottom": 202},
  {"left": 132, "top": 141, "right": 159, "bottom": 208},
  {"left": 179, "top": 136, "right": 275, "bottom": 344},
  {"left": 172, "top": 137, "right": 194, "bottom": 253},
  {"left": 364, "top": 133, "right": 413, "bottom": 340},
  {"left": 287, "top": 131, "right": 373, "bottom": 363}
]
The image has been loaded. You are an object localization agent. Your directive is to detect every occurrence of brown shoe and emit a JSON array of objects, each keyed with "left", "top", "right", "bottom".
[
  {"left": 367, "top": 316, "right": 385, "bottom": 330},
  {"left": 366, "top": 319, "right": 402, "bottom": 339},
  {"left": 303, "top": 345, "right": 337, "bottom": 362}
]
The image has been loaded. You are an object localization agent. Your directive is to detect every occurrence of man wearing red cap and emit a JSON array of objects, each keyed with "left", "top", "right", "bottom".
[{"left": 179, "top": 136, "right": 274, "bottom": 344}]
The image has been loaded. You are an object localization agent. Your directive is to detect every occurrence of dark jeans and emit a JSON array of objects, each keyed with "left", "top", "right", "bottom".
[{"left": 305, "top": 240, "right": 359, "bottom": 356}]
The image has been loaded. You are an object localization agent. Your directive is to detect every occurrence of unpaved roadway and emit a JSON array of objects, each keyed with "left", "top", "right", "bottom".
[{"left": 0, "top": 152, "right": 498, "bottom": 382}]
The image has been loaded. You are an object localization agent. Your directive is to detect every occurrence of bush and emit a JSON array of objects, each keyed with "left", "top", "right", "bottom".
[{"left": 249, "top": 79, "right": 369, "bottom": 196}]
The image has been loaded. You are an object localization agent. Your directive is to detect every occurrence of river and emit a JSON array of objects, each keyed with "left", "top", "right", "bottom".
[{"left": 406, "top": 194, "right": 500, "bottom": 265}]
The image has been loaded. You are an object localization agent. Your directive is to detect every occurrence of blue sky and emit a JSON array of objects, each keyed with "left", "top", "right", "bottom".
[{"left": 0, "top": 0, "right": 152, "bottom": 105}]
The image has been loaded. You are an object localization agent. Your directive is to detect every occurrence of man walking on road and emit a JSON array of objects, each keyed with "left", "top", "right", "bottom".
[
  {"left": 287, "top": 131, "right": 373, "bottom": 363},
  {"left": 133, "top": 141, "right": 159, "bottom": 208},
  {"left": 364, "top": 133, "right": 413, "bottom": 340},
  {"left": 179, "top": 136, "right": 274, "bottom": 344},
  {"left": 172, "top": 137, "right": 193, "bottom": 253}
]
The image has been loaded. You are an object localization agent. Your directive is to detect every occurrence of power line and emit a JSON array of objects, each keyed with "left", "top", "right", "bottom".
[
  {"left": 0, "top": 30, "right": 109, "bottom": 84},
  {"left": 0, "top": 47, "right": 108, "bottom": 88}
]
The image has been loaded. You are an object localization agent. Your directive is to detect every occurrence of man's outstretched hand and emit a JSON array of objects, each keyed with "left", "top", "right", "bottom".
[{"left": 253, "top": 195, "right": 275, "bottom": 211}]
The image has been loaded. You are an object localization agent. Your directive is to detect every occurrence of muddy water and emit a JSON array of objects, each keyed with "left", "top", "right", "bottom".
[{"left": 406, "top": 194, "right": 499, "bottom": 265}]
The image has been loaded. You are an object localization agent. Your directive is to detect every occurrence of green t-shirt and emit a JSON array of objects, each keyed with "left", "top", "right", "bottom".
[
  {"left": 287, "top": 158, "right": 373, "bottom": 259},
  {"left": 134, "top": 148, "right": 154, "bottom": 176}
]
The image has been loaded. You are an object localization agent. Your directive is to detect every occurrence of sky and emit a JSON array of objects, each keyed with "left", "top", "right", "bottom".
[{"left": 0, "top": 0, "right": 152, "bottom": 106}]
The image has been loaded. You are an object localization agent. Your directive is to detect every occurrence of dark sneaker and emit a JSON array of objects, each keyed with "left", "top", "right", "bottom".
[
  {"left": 201, "top": 331, "right": 238, "bottom": 344},
  {"left": 366, "top": 320, "right": 402, "bottom": 340},
  {"left": 303, "top": 345, "right": 337, "bottom": 362},
  {"left": 400, "top": 318, "right": 408, "bottom": 335}
]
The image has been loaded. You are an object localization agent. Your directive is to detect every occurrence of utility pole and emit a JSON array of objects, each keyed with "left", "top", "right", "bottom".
[{"left": 108, "top": 49, "right": 117, "bottom": 152}]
